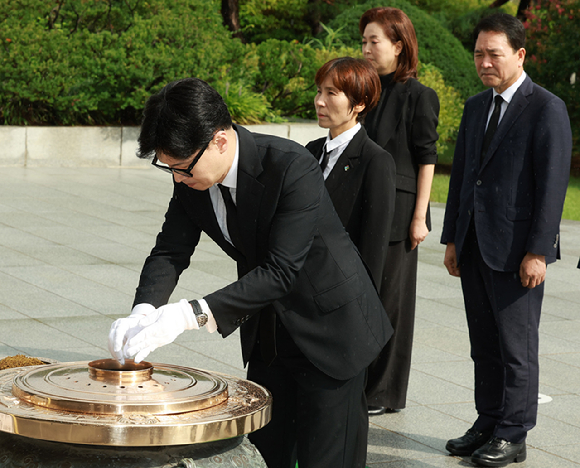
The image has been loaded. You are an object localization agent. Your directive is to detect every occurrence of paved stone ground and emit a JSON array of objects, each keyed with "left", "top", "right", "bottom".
[{"left": 0, "top": 167, "right": 579, "bottom": 467}]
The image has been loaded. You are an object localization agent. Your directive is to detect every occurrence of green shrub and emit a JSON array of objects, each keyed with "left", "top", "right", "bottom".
[
  {"left": 524, "top": 0, "right": 580, "bottom": 157},
  {"left": 0, "top": 0, "right": 260, "bottom": 125},
  {"left": 216, "top": 81, "right": 278, "bottom": 125},
  {"left": 407, "top": 0, "right": 490, "bottom": 16},
  {"left": 326, "top": 0, "right": 485, "bottom": 100},
  {"left": 417, "top": 63, "right": 463, "bottom": 154},
  {"left": 407, "top": 1, "right": 516, "bottom": 38},
  {"left": 252, "top": 39, "right": 359, "bottom": 119},
  {"left": 446, "top": 6, "right": 515, "bottom": 50},
  {"left": 238, "top": 0, "right": 358, "bottom": 43},
  {"left": 253, "top": 39, "right": 319, "bottom": 119},
  {"left": 239, "top": 0, "right": 311, "bottom": 43}
]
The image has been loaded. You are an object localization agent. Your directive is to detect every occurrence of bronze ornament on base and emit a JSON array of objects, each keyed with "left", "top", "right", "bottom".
[{"left": 0, "top": 359, "right": 271, "bottom": 468}]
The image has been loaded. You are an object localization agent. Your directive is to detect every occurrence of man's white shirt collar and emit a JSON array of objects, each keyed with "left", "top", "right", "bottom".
[
  {"left": 487, "top": 71, "right": 527, "bottom": 127},
  {"left": 494, "top": 71, "right": 527, "bottom": 104},
  {"left": 219, "top": 129, "right": 240, "bottom": 189}
]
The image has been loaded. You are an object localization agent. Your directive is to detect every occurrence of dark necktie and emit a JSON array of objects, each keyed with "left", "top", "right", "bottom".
[
  {"left": 319, "top": 145, "right": 330, "bottom": 172},
  {"left": 218, "top": 185, "right": 277, "bottom": 364},
  {"left": 217, "top": 184, "right": 244, "bottom": 254},
  {"left": 481, "top": 95, "right": 504, "bottom": 161},
  {"left": 259, "top": 307, "right": 277, "bottom": 365}
]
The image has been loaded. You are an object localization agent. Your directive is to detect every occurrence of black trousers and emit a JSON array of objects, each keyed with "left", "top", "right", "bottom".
[
  {"left": 247, "top": 320, "right": 368, "bottom": 468},
  {"left": 460, "top": 226, "right": 543, "bottom": 443},
  {"left": 366, "top": 239, "right": 417, "bottom": 409}
]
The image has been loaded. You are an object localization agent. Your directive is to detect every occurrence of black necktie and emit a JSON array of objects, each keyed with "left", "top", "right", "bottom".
[
  {"left": 319, "top": 145, "right": 330, "bottom": 172},
  {"left": 481, "top": 95, "right": 504, "bottom": 161},
  {"left": 217, "top": 184, "right": 244, "bottom": 254},
  {"left": 259, "top": 307, "right": 277, "bottom": 365}
]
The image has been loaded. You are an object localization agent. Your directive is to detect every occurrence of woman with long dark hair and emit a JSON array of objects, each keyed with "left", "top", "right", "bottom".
[{"left": 360, "top": 7, "right": 440, "bottom": 415}]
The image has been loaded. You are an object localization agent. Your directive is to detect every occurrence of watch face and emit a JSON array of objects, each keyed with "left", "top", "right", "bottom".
[{"left": 197, "top": 314, "right": 208, "bottom": 327}]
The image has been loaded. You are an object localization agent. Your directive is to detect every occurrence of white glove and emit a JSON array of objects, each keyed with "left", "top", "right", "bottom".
[
  {"left": 108, "top": 304, "right": 156, "bottom": 365},
  {"left": 124, "top": 299, "right": 198, "bottom": 363}
]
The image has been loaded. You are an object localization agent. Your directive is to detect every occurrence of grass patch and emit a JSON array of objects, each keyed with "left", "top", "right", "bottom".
[
  {"left": 563, "top": 176, "right": 580, "bottom": 221},
  {"left": 438, "top": 143, "right": 455, "bottom": 166},
  {"left": 431, "top": 174, "right": 451, "bottom": 204},
  {"left": 431, "top": 174, "right": 580, "bottom": 221}
]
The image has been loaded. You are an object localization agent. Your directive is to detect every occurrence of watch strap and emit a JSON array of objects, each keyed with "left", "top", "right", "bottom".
[{"left": 190, "top": 300, "right": 208, "bottom": 328}]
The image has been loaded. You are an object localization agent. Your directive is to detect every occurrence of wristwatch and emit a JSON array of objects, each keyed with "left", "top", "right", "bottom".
[{"left": 190, "top": 300, "right": 208, "bottom": 328}]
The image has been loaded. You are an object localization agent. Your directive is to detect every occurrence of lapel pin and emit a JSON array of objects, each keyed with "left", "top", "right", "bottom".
[{"left": 344, "top": 165, "right": 350, "bottom": 171}]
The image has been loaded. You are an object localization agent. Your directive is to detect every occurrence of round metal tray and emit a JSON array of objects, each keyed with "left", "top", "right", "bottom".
[
  {"left": 12, "top": 359, "right": 228, "bottom": 415},
  {"left": 0, "top": 360, "right": 271, "bottom": 446}
]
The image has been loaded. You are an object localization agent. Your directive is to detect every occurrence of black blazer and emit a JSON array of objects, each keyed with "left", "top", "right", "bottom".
[
  {"left": 364, "top": 78, "right": 439, "bottom": 241},
  {"left": 133, "top": 125, "right": 393, "bottom": 381},
  {"left": 441, "top": 76, "right": 572, "bottom": 271},
  {"left": 306, "top": 126, "right": 396, "bottom": 291}
]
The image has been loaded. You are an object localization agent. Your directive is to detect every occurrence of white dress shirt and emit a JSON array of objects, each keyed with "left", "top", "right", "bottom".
[
  {"left": 208, "top": 131, "right": 240, "bottom": 245},
  {"left": 486, "top": 71, "right": 527, "bottom": 130},
  {"left": 197, "top": 130, "right": 241, "bottom": 334},
  {"left": 320, "top": 123, "right": 361, "bottom": 180}
]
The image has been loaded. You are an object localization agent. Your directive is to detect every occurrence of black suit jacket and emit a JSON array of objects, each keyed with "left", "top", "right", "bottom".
[
  {"left": 134, "top": 125, "right": 393, "bottom": 381},
  {"left": 441, "top": 75, "right": 572, "bottom": 271},
  {"left": 364, "top": 78, "right": 439, "bottom": 241},
  {"left": 306, "top": 126, "right": 396, "bottom": 291}
]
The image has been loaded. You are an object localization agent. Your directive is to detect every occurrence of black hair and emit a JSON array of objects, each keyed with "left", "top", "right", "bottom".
[
  {"left": 473, "top": 13, "right": 526, "bottom": 52},
  {"left": 137, "top": 78, "right": 233, "bottom": 160}
]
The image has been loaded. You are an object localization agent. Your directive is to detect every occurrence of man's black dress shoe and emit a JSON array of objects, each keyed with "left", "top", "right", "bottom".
[
  {"left": 445, "top": 427, "right": 493, "bottom": 456},
  {"left": 471, "top": 437, "right": 526, "bottom": 467}
]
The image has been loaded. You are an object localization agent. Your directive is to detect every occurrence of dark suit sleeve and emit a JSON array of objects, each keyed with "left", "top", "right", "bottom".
[
  {"left": 133, "top": 190, "right": 201, "bottom": 308},
  {"left": 412, "top": 86, "right": 440, "bottom": 165},
  {"left": 358, "top": 150, "right": 396, "bottom": 288},
  {"left": 305, "top": 139, "right": 324, "bottom": 160},
  {"left": 205, "top": 155, "right": 324, "bottom": 337},
  {"left": 526, "top": 96, "right": 572, "bottom": 257},
  {"left": 440, "top": 101, "right": 469, "bottom": 245}
]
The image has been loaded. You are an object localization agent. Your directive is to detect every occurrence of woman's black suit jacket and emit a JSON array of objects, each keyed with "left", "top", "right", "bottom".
[
  {"left": 365, "top": 78, "right": 439, "bottom": 241},
  {"left": 306, "top": 126, "right": 396, "bottom": 291}
]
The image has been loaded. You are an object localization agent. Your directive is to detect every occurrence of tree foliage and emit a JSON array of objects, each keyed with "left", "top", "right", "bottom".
[
  {"left": 524, "top": 0, "right": 580, "bottom": 156},
  {"left": 326, "top": 0, "right": 485, "bottom": 100},
  {"left": 3, "top": 0, "right": 539, "bottom": 154},
  {"left": 1, "top": 0, "right": 257, "bottom": 124},
  {"left": 418, "top": 63, "right": 463, "bottom": 153}
]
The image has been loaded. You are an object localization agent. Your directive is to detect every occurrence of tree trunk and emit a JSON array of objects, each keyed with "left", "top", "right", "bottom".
[
  {"left": 221, "top": 0, "right": 245, "bottom": 42},
  {"left": 306, "top": 0, "right": 323, "bottom": 36}
]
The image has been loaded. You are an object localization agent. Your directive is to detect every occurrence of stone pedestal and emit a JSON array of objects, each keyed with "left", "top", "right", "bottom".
[{"left": 0, "top": 432, "right": 267, "bottom": 468}]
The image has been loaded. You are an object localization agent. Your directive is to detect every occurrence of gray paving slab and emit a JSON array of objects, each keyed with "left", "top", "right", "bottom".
[{"left": 0, "top": 168, "right": 579, "bottom": 467}]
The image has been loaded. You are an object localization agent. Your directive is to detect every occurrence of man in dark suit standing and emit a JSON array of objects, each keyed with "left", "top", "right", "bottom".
[
  {"left": 441, "top": 13, "right": 572, "bottom": 467},
  {"left": 108, "top": 78, "right": 393, "bottom": 468}
]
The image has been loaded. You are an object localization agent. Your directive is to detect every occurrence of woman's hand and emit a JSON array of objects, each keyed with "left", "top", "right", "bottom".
[{"left": 409, "top": 216, "right": 429, "bottom": 250}]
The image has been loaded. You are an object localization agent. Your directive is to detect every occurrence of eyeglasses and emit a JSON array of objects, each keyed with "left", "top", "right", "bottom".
[{"left": 151, "top": 138, "right": 213, "bottom": 177}]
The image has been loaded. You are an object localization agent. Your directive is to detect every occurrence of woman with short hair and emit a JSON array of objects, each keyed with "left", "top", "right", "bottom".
[
  {"left": 307, "top": 58, "right": 397, "bottom": 464},
  {"left": 307, "top": 57, "right": 396, "bottom": 297}
]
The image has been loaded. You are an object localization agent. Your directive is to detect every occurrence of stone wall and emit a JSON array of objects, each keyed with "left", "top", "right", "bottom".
[{"left": 0, "top": 124, "right": 327, "bottom": 167}]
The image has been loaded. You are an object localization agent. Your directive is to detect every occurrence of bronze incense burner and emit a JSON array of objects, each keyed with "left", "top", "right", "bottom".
[{"left": 0, "top": 359, "right": 271, "bottom": 447}]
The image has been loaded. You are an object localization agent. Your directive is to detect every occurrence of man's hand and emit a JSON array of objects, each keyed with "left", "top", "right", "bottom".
[
  {"left": 519, "top": 253, "right": 546, "bottom": 289},
  {"left": 108, "top": 303, "right": 156, "bottom": 365},
  {"left": 124, "top": 299, "right": 199, "bottom": 363},
  {"left": 444, "top": 243, "right": 461, "bottom": 277}
]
